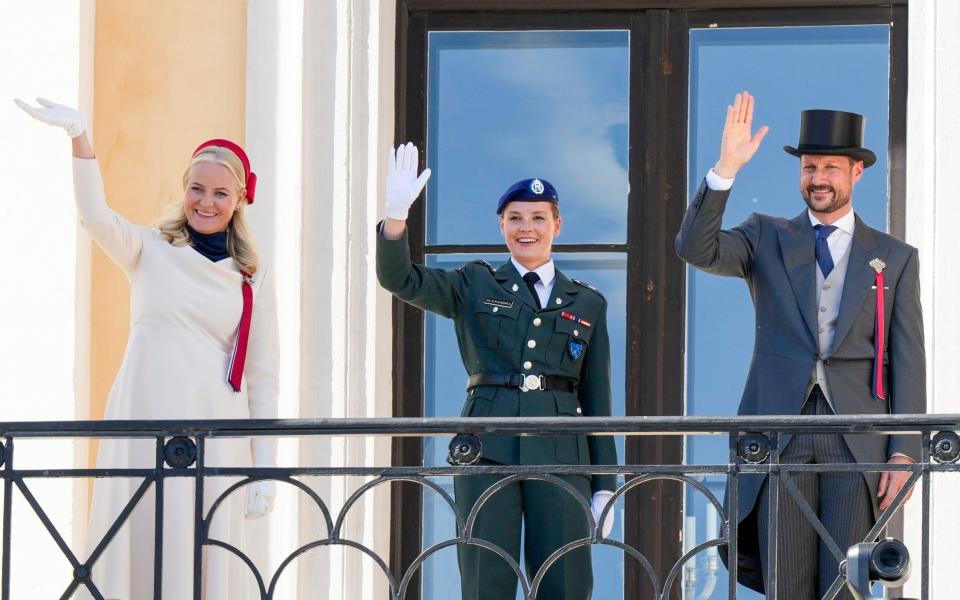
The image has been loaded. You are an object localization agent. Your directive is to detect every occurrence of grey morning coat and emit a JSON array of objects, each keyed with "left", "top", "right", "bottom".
[{"left": 676, "top": 179, "right": 926, "bottom": 591}]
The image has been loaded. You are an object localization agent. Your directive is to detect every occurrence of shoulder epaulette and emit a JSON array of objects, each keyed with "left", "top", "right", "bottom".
[
  {"left": 469, "top": 259, "right": 494, "bottom": 272},
  {"left": 573, "top": 278, "right": 605, "bottom": 298}
]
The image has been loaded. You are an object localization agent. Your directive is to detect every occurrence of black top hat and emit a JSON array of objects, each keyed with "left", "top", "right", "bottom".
[{"left": 783, "top": 109, "right": 877, "bottom": 168}]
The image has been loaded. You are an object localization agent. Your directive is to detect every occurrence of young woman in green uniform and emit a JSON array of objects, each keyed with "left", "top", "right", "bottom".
[{"left": 377, "top": 142, "right": 618, "bottom": 600}]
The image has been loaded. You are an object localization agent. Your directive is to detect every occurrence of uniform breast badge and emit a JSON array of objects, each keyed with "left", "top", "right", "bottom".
[
  {"left": 568, "top": 340, "right": 585, "bottom": 360},
  {"left": 869, "top": 258, "right": 887, "bottom": 401}
]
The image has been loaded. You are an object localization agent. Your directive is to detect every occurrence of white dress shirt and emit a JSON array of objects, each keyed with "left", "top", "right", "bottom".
[{"left": 511, "top": 257, "right": 556, "bottom": 308}]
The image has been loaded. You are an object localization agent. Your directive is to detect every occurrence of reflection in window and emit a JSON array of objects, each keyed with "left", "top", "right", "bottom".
[
  {"left": 426, "top": 31, "right": 630, "bottom": 245},
  {"left": 684, "top": 25, "right": 890, "bottom": 600}
]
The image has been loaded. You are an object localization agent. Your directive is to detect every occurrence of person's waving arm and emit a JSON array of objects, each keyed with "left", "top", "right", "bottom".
[
  {"left": 376, "top": 143, "right": 472, "bottom": 318},
  {"left": 16, "top": 98, "right": 143, "bottom": 271},
  {"left": 676, "top": 92, "right": 768, "bottom": 277}
]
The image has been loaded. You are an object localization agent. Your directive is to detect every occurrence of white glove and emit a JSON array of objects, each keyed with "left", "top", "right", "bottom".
[
  {"left": 15, "top": 97, "right": 86, "bottom": 138},
  {"left": 591, "top": 491, "right": 615, "bottom": 538},
  {"left": 385, "top": 142, "right": 431, "bottom": 220},
  {"left": 244, "top": 474, "right": 276, "bottom": 520}
]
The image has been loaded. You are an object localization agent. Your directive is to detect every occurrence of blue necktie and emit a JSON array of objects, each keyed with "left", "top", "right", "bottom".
[{"left": 814, "top": 224, "right": 837, "bottom": 278}]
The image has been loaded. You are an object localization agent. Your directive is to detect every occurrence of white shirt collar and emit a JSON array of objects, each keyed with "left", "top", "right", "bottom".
[
  {"left": 511, "top": 257, "right": 556, "bottom": 287},
  {"left": 808, "top": 207, "right": 856, "bottom": 236}
]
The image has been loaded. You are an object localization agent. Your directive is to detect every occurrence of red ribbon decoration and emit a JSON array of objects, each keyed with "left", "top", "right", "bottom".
[
  {"left": 227, "top": 274, "right": 254, "bottom": 392},
  {"left": 872, "top": 269, "right": 886, "bottom": 401}
]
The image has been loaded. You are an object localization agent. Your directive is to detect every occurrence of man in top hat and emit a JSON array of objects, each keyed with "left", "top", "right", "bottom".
[
  {"left": 676, "top": 92, "right": 925, "bottom": 598},
  {"left": 376, "top": 142, "right": 618, "bottom": 599}
]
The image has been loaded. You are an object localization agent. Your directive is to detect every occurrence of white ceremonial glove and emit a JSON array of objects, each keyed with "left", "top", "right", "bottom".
[
  {"left": 15, "top": 97, "right": 86, "bottom": 138},
  {"left": 591, "top": 491, "right": 615, "bottom": 538},
  {"left": 385, "top": 142, "right": 431, "bottom": 220},
  {"left": 244, "top": 471, "right": 276, "bottom": 520}
]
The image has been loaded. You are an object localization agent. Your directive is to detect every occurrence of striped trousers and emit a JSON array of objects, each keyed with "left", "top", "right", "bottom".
[{"left": 757, "top": 387, "right": 874, "bottom": 599}]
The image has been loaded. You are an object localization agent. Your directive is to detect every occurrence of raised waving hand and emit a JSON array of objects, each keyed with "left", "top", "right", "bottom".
[
  {"left": 385, "top": 142, "right": 432, "bottom": 221},
  {"left": 15, "top": 97, "right": 86, "bottom": 138},
  {"left": 713, "top": 91, "right": 769, "bottom": 179}
]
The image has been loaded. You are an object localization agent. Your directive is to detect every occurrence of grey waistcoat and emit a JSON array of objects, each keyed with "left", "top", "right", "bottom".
[{"left": 806, "top": 242, "right": 853, "bottom": 407}]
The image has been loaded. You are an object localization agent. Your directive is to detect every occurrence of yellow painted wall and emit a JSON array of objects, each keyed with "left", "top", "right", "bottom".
[{"left": 89, "top": 1, "right": 246, "bottom": 462}]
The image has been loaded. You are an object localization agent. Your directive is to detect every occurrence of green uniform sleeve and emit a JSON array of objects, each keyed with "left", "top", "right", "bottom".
[
  {"left": 375, "top": 223, "right": 469, "bottom": 318},
  {"left": 578, "top": 300, "right": 618, "bottom": 493}
]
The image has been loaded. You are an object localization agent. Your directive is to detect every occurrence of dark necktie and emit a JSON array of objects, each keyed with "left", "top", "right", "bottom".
[
  {"left": 814, "top": 224, "right": 837, "bottom": 278},
  {"left": 522, "top": 272, "right": 542, "bottom": 309}
]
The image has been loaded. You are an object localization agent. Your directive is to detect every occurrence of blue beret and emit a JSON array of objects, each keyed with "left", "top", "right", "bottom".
[{"left": 496, "top": 178, "right": 559, "bottom": 215}]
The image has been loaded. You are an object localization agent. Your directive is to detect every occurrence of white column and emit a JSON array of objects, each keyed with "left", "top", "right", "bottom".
[
  {"left": 905, "top": 1, "right": 960, "bottom": 597},
  {"left": 0, "top": 0, "right": 88, "bottom": 596},
  {"left": 298, "top": 0, "right": 397, "bottom": 596},
  {"left": 245, "top": 0, "right": 305, "bottom": 597},
  {"left": 246, "top": 0, "right": 396, "bottom": 597}
]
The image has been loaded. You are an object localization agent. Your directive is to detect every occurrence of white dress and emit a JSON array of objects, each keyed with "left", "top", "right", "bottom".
[{"left": 72, "top": 158, "right": 279, "bottom": 600}]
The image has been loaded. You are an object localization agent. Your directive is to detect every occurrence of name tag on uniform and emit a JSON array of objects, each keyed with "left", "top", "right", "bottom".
[{"left": 483, "top": 298, "right": 514, "bottom": 309}]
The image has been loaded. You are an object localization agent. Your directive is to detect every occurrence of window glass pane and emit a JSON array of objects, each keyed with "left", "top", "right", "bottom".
[
  {"left": 421, "top": 252, "right": 627, "bottom": 599},
  {"left": 684, "top": 25, "right": 890, "bottom": 600},
  {"left": 426, "top": 31, "right": 630, "bottom": 245}
]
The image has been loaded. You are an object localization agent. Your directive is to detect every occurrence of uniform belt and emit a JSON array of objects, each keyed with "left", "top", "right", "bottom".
[{"left": 466, "top": 373, "right": 576, "bottom": 393}]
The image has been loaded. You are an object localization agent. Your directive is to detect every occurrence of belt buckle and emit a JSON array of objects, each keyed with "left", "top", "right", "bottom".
[{"left": 520, "top": 374, "right": 544, "bottom": 392}]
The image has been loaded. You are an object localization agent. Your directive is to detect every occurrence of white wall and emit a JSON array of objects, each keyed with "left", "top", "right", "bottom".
[
  {"left": 0, "top": 0, "right": 90, "bottom": 596},
  {"left": 906, "top": 1, "right": 960, "bottom": 597}
]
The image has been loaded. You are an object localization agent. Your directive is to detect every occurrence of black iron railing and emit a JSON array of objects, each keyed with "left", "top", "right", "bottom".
[{"left": 1, "top": 415, "right": 957, "bottom": 599}]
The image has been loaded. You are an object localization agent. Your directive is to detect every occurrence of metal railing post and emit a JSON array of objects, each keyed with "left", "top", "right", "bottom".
[
  {"left": 154, "top": 435, "right": 165, "bottom": 600},
  {"left": 1, "top": 437, "right": 12, "bottom": 600},
  {"left": 193, "top": 435, "right": 205, "bottom": 600}
]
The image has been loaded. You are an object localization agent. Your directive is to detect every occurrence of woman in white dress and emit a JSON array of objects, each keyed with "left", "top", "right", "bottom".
[{"left": 17, "top": 98, "right": 279, "bottom": 599}]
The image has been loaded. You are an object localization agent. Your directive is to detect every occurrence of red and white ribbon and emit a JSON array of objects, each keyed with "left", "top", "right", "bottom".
[
  {"left": 227, "top": 273, "right": 254, "bottom": 392},
  {"left": 870, "top": 259, "right": 887, "bottom": 401}
]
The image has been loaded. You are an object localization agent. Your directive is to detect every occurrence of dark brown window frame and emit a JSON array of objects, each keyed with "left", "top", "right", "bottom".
[{"left": 392, "top": 3, "right": 907, "bottom": 598}]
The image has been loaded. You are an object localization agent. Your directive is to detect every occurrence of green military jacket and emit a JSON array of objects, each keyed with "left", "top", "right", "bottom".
[{"left": 377, "top": 227, "right": 617, "bottom": 493}]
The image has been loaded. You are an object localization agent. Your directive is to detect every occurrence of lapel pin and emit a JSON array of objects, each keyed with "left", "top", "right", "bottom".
[{"left": 869, "top": 258, "right": 886, "bottom": 273}]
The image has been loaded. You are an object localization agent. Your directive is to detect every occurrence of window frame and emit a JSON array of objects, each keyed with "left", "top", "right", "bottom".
[{"left": 392, "top": 3, "right": 907, "bottom": 599}]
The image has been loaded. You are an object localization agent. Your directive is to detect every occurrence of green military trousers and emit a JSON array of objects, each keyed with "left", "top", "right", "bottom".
[{"left": 454, "top": 463, "right": 594, "bottom": 600}]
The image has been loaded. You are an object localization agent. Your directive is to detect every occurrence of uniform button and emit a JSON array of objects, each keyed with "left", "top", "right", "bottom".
[
  {"left": 555, "top": 298, "right": 562, "bottom": 305},
  {"left": 574, "top": 329, "right": 579, "bottom": 337},
  {"left": 820, "top": 306, "right": 827, "bottom": 312},
  {"left": 523, "top": 361, "right": 533, "bottom": 370},
  {"left": 823, "top": 284, "right": 831, "bottom": 290},
  {"left": 492, "top": 306, "right": 499, "bottom": 313},
  {"left": 512, "top": 284, "right": 519, "bottom": 292},
  {"left": 533, "top": 317, "right": 542, "bottom": 326},
  {"left": 576, "top": 407, "right": 583, "bottom": 415},
  {"left": 527, "top": 340, "right": 537, "bottom": 349},
  {"left": 818, "top": 327, "right": 824, "bottom": 333}
]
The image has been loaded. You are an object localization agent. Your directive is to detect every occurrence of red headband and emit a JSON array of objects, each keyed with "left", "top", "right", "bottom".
[{"left": 192, "top": 138, "right": 257, "bottom": 204}]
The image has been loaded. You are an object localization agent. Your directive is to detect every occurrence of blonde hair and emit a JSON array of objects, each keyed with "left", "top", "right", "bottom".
[{"left": 156, "top": 146, "right": 259, "bottom": 274}]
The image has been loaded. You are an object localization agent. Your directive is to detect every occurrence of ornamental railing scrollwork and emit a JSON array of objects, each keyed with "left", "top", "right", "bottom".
[{"left": 0, "top": 415, "right": 955, "bottom": 599}]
